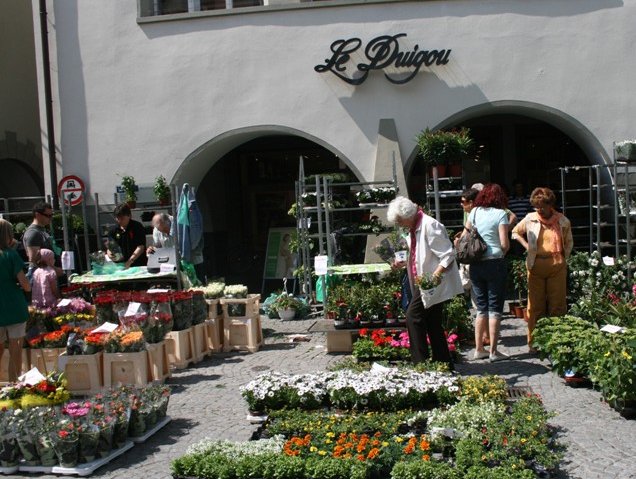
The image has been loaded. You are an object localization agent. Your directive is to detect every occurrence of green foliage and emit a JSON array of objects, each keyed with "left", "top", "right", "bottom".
[
  {"left": 416, "top": 127, "right": 475, "bottom": 167},
  {"left": 51, "top": 212, "right": 93, "bottom": 234},
  {"left": 390, "top": 460, "right": 459, "bottom": 479},
  {"left": 119, "top": 175, "right": 137, "bottom": 202},
  {"left": 442, "top": 295, "right": 473, "bottom": 339},
  {"left": 463, "top": 464, "right": 536, "bottom": 479},
  {"left": 509, "top": 257, "right": 528, "bottom": 301},
  {"left": 153, "top": 175, "right": 170, "bottom": 201}
]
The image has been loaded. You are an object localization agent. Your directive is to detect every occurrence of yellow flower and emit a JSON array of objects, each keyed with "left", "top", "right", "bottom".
[
  {"left": 310, "top": 446, "right": 317, "bottom": 452},
  {"left": 326, "top": 432, "right": 335, "bottom": 438},
  {"left": 325, "top": 439, "right": 332, "bottom": 444},
  {"left": 526, "top": 415, "right": 532, "bottom": 421},
  {"left": 622, "top": 351, "right": 633, "bottom": 361},
  {"left": 395, "top": 437, "right": 404, "bottom": 443},
  {"left": 318, "top": 450, "right": 327, "bottom": 456},
  {"left": 605, "top": 351, "right": 611, "bottom": 357},
  {"left": 381, "top": 441, "right": 389, "bottom": 447},
  {"left": 520, "top": 438, "right": 527, "bottom": 444}
]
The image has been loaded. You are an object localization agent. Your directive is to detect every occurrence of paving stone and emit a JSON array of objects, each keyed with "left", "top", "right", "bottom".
[{"left": 4, "top": 315, "right": 635, "bottom": 479}]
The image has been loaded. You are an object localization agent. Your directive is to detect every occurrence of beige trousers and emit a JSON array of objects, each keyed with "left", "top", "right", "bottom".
[{"left": 527, "top": 256, "right": 567, "bottom": 346}]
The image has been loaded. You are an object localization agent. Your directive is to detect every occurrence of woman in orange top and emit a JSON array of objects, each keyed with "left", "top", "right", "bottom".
[{"left": 511, "top": 187, "right": 573, "bottom": 352}]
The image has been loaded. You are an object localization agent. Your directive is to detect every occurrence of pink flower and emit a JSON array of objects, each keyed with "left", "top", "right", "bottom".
[{"left": 447, "top": 333, "right": 458, "bottom": 344}]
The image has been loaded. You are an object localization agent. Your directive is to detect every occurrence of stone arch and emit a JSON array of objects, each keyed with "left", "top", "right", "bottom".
[
  {"left": 172, "top": 125, "right": 360, "bottom": 188},
  {"left": 404, "top": 100, "right": 607, "bottom": 175}
]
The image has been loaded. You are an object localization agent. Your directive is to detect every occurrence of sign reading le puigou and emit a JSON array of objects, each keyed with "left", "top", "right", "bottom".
[{"left": 314, "top": 33, "right": 451, "bottom": 85}]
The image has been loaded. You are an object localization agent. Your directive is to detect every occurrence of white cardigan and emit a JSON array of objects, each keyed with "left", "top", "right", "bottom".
[{"left": 407, "top": 214, "right": 464, "bottom": 307}]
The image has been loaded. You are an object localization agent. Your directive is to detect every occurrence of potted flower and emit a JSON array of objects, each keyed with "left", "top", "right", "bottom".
[
  {"left": 120, "top": 175, "right": 137, "bottom": 208},
  {"left": 153, "top": 175, "right": 171, "bottom": 206},
  {"left": 272, "top": 293, "right": 302, "bottom": 321},
  {"left": 416, "top": 127, "right": 474, "bottom": 178}
]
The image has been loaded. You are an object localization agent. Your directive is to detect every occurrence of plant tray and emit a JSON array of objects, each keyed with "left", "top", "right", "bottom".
[
  {"left": 246, "top": 413, "right": 268, "bottom": 424},
  {"left": 0, "top": 465, "right": 18, "bottom": 474},
  {"left": 50, "top": 441, "right": 134, "bottom": 476},
  {"left": 130, "top": 415, "right": 171, "bottom": 443}
]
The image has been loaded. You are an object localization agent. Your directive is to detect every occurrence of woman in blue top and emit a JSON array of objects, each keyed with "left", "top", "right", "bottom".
[
  {"left": 0, "top": 219, "right": 31, "bottom": 381},
  {"left": 462, "top": 184, "right": 510, "bottom": 362}
]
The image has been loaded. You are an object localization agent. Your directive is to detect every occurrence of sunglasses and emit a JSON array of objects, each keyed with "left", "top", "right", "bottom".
[{"left": 38, "top": 211, "right": 53, "bottom": 218}]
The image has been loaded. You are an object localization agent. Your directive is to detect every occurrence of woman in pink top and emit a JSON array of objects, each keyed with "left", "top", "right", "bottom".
[{"left": 31, "top": 248, "right": 58, "bottom": 308}]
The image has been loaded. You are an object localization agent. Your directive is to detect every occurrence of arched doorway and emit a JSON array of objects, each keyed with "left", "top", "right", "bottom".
[
  {"left": 176, "top": 129, "right": 361, "bottom": 293},
  {"left": 406, "top": 101, "right": 608, "bottom": 252}
]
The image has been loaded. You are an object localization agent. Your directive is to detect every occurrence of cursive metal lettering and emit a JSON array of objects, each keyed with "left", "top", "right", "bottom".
[{"left": 314, "top": 33, "right": 451, "bottom": 85}]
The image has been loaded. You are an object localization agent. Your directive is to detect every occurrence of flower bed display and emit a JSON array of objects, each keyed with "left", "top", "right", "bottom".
[
  {"left": 352, "top": 328, "right": 411, "bottom": 362},
  {"left": 0, "top": 372, "right": 69, "bottom": 410},
  {"left": 174, "top": 368, "right": 561, "bottom": 479},
  {"left": 240, "top": 368, "right": 459, "bottom": 414},
  {"left": 534, "top": 315, "right": 636, "bottom": 417}
]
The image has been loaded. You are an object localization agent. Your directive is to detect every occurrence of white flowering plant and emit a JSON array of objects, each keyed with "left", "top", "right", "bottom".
[
  {"left": 186, "top": 435, "right": 286, "bottom": 457},
  {"left": 356, "top": 186, "right": 397, "bottom": 205},
  {"left": 240, "top": 369, "right": 459, "bottom": 413},
  {"left": 425, "top": 398, "right": 506, "bottom": 441},
  {"left": 193, "top": 282, "right": 225, "bottom": 299},
  {"left": 223, "top": 284, "right": 248, "bottom": 298}
]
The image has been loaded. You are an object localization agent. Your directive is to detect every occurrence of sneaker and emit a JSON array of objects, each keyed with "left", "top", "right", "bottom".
[
  {"left": 473, "top": 350, "right": 489, "bottom": 360},
  {"left": 489, "top": 351, "right": 510, "bottom": 362}
]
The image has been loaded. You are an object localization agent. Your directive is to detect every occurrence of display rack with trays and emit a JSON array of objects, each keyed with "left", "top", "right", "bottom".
[{"left": 294, "top": 157, "right": 398, "bottom": 302}]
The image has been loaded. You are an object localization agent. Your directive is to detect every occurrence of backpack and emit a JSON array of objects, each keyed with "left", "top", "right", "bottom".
[{"left": 456, "top": 209, "right": 488, "bottom": 264}]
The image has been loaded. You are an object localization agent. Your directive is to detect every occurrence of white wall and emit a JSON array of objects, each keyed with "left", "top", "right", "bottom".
[{"left": 38, "top": 0, "right": 635, "bottom": 199}]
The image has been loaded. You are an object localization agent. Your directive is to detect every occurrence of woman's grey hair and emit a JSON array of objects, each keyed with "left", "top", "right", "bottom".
[{"left": 387, "top": 196, "right": 418, "bottom": 224}]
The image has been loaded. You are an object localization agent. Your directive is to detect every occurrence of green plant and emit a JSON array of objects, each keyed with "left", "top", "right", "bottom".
[
  {"left": 459, "top": 375, "right": 508, "bottom": 404},
  {"left": 588, "top": 329, "right": 636, "bottom": 402},
  {"left": 442, "top": 295, "right": 472, "bottom": 339},
  {"left": 416, "top": 127, "right": 475, "bottom": 167},
  {"left": 509, "top": 257, "right": 528, "bottom": 302},
  {"left": 272, "top": 293, "right": 303, "bottom": 312},
  {"left": 153, "top": 175, "right": 171, "bottom": 203},
  {"left": 119, "top": 175, "right": 137, "bottom": 203},
  {"left": 390, "top": 460, "right": 459, "bottom": 479}
]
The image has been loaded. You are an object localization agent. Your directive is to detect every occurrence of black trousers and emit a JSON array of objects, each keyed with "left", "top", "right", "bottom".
[{"left": 405, "top": 289, "right": 451, "bottom": 364}]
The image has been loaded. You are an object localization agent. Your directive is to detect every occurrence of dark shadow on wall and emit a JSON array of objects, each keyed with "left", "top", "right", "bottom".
[{"left": 53, "top": 3, "right": 90, "bottom": 191}]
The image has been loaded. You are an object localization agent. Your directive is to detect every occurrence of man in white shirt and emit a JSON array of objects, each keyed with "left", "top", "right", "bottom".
[{"left": 148, "top": 213, "right": 174, "bottom": 253}]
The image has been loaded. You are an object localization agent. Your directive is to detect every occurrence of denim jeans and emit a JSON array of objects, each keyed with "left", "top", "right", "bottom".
[{"left": 469, "top": 258, "right": 507, "bottom": 317}]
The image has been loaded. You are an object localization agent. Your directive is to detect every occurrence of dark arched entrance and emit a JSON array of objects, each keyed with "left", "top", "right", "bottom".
[
  {"left": 406, "top": 102, "right": 606, "bottom": 252},
  {"left": 192, "top": 134, "right": 360, "bottom": 293}
]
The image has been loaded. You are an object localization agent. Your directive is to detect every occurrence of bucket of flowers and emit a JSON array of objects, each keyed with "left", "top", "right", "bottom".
[{"left": 414, "top": 273, "right": 442, "bottom": 307}]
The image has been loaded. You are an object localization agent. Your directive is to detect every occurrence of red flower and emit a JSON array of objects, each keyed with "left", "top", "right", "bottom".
[
  {"left": 359, "top": 328, "right": 369, "bottom": 337},
  {"left": 58, "top": 430, "right": 69, "bottom": 439}
]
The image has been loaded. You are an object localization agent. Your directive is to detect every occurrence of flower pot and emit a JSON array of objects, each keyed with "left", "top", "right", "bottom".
[
  {"left": 609, "top": 398, "right": 636, "bottom": 419},
  {"left": 428, "top": 165, "right": 447, "bottom": 177},
  {"left": 448, "top": 163, "right": 462, "bottom": 177},
  {"left": 513, "top": 306, "right": 525, "bottom": 318},
  {"left": 158, "top": 197, "right": 171, "bottom": 206},
  {"left": 522, "top": 307, "right": 529, "bottom": 322},
  {"left": 278, "top": 308, "right": 296, "bottom": 321},
  {"left": 126, "top": 200, "right": 136, "bottom": 209}
]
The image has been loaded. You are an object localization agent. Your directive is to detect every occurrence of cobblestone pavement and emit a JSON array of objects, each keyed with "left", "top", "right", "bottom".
[{"left": 8, "top": 313, "right": 636, "bottom": 479}]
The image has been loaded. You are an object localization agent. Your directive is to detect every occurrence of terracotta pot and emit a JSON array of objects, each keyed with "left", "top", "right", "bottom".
[
  {"left": 126, "top": 200, "right": 137, "bottom": 209},
  {"left": 522, "top": 308, "right": 529, "bottom": 322},
  {"left": 513, "top": 306, "right": 525, "bottom": 318},
  {"left": 448, "top": 163, "right": 462, "bottom": 177},
  {"left": 158, "top": 197, "right": 170, "bottom": 206},
  {"left": 428, "top": 165, "right": 447, "bottom": 178}
]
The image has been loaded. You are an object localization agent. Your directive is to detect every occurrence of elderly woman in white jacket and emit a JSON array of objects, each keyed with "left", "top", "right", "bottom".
[{"left": 387, "top": 196, "right": 463, "bottom": 368}]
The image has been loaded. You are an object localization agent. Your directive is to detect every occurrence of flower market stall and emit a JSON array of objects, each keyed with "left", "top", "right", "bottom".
[
  {"left": 171, "top": 365, "right": 562, "bottom": 479},
  {"left": 0, "top": 380, "right": 171, "bottom": 475}
]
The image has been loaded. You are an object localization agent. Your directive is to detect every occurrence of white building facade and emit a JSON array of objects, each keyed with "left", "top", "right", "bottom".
[{"left": 3, "top": 0, "right": 634, "bottom": 286}]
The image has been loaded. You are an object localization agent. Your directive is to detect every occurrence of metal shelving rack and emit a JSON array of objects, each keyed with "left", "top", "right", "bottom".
[
  {"left": 558, "top": 165, "right": 614, "bottom": 253},
  {"left": 295, "top": 156, "right": 398, "bottom": 304},
  {"left": 612, "top": 144, "right": 636, "bottom": 262},
  {"left": 425, "top": 167, "right": 464, "bottom": 231}
]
